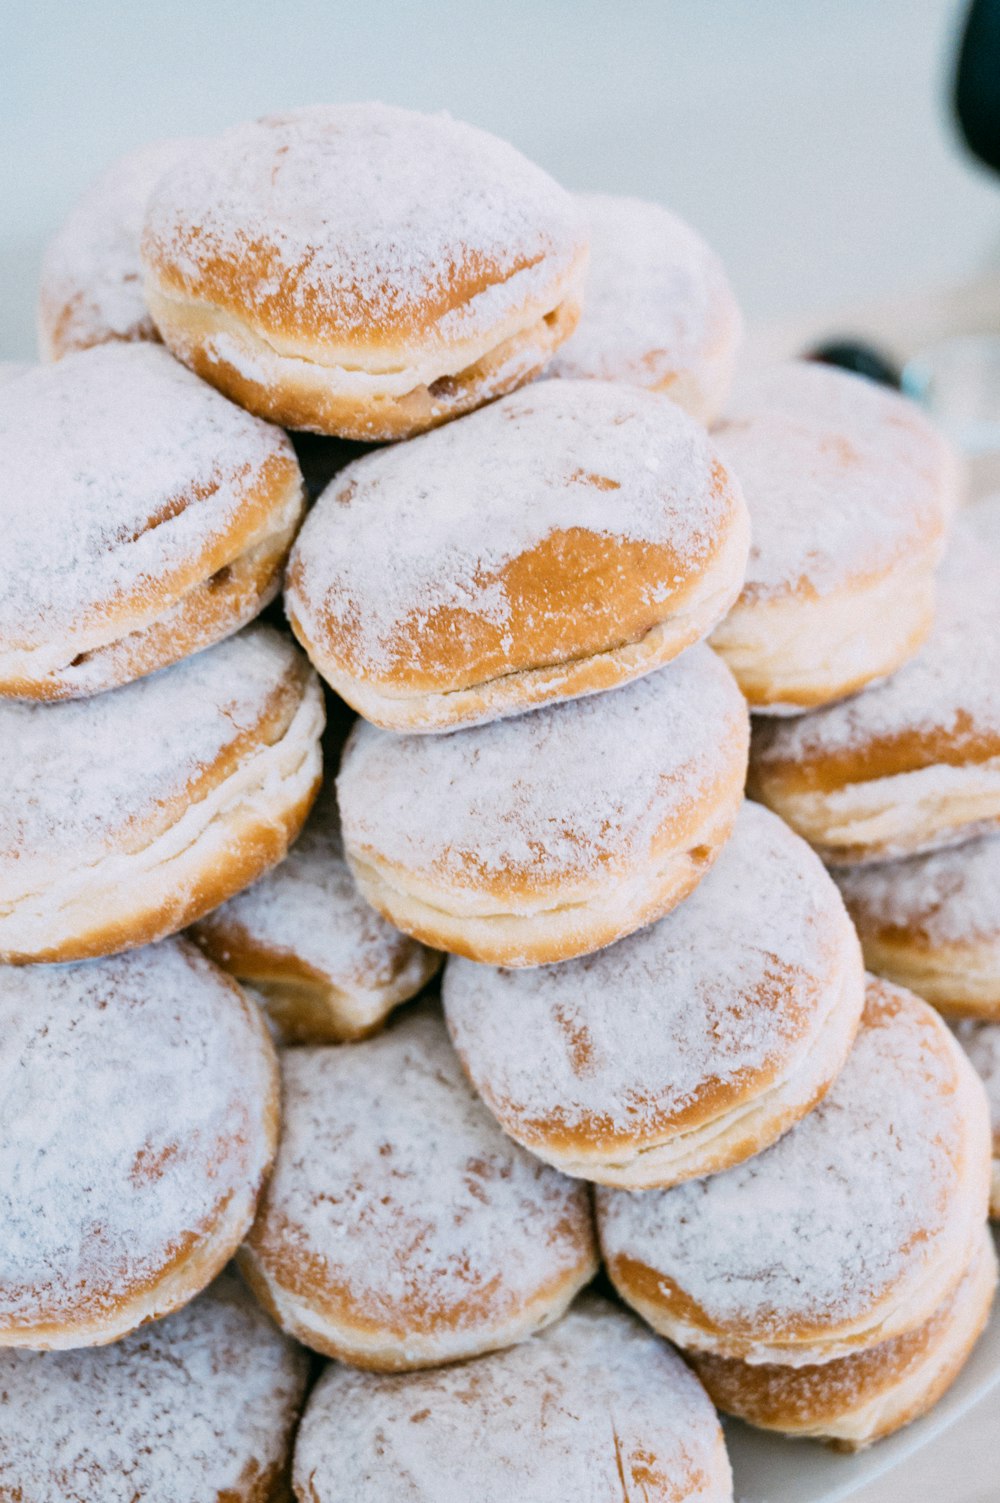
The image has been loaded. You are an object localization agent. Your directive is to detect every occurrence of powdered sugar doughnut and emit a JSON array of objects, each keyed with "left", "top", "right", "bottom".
[
  {"left": 547, "top": 193, "right": 742, "bottom": 422},
  {"left": 292, "top": 1294, "right": 733, "bottom": 1502},
  {"left": 192, "top": 778, "right": 440, "bottom": 1043},
  {"left": 597, "top": 977, "right": 991, "bottom": 1368},
  {"left": 141, "top": 104, "right": 587, "bottom": 441},
  {"left": 287, "top": 379, "right": 750, "bottom": 733},
  {"left": 691, "top": 1228, "right": 996, "bottom": 1451},
  {"left": 710, "top": 362, "right": 956, "bottom": 714},
  {"left": 750, "top": 496, "right": 1000, "bottom": 863},
  {"left": 0, "top": 941, "right": 279, "bottom": 1350},
  {"left": 0, "top": 626, "right": 324, "bottom": 963},
  {"left": 444, "top": 802, "right": 865, "bottom": 1188},
  {"left": 0, "top": 1269, "right": 308, "bottom": 1500},
  {"left": 835, "top": 834, "right": 1000, "bottom": 1020},
  {"left": 337, "top": 647, "right": 749, "bottom": 967},
  {"left": 0, "top": 345, "right": 305, "bottom": 701},
  {"left": 0, "top": 361, "right": 29, "bottom": 385},
  {"left": 239, "top": 1006, "right": 596, "bottom": 1370},
  {"left": 954, "top": 1021, "right": 1000, "bottom": 1216},
  {"left": 38, "top": 137, "right": 200, "bottom": 360}
]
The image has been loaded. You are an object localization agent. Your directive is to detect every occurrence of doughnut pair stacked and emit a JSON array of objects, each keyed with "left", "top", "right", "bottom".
[{"left": 0, "top": 97, "right": 991, "bottom": 1500}]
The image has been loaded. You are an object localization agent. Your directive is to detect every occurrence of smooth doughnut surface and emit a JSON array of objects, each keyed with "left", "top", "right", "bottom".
[
  {"left": 692, "top": 1229, "right": 996, "bottom": 1451},
  {"left": 0, "top": 941, "right": 279, "bottom": 1350},
  {"left": 597, "top": 977, "right": 991, "bottom": 1367},
  {"left": 0, "top": 1270, "right": 309, "bottom": 1501},
  {"left": 0, "top": 626, "right": 324, "bottom": 963},
  {"left": 710, "top": 362, "right": 955, "bottom": 714},
  {"left": 336, "top": 646, "right": 749, "bottom": 966},
  {"left": 0, "top": 345, "right": 305, "bottom": 701},
  {"left": 239, "top": 1006, "right": 597, "bottom": 1370},
  {"left": 38, "top": 137, "right": 199, "bottom": 360},
  {"left": 292, "top": 1295, "right": 733, "bottom": 1503},
  {"left": 286, "top": 379, "right": 749, "bottom": 732},
  {"left": 547, "top": 192, "right": 742, "bottom": 422},
  {"left": 954, "top": 1021, "right": 1000, "bottom": 1216},
  {"left": 444, "top": 801, "right": 865, "bottom": 1187},
  {"left": 750, "top": 496, "right": 1000, "bottom": 863},
  {"left": 141, "top": 104, "right": 587, "bottom": 440},
  {"left": 192, "top": 778, "right": 440, "bottom": 1043},
  {"left": 835, "top": 833, "right": 1000, "bottom": 1020}
]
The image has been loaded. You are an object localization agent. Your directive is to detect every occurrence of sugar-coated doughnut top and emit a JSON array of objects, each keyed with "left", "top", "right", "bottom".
[
  {"left": 142, "top": 103, "right": 585, "bottom": 348},
  {"left": 337, "top": 646, "right": 748, "bottom": 891},
  {"left": 247, "top": 1007, "right": 592, "bottom": 1331},
  {"left": 0, "top": 1271, "right": 307, "bottom": 1503},
  {"left": 752, "top": 496, "right": 1000, "bottom": 769},
  {"left": 0, "top": 626, "right": 312, "bottom": 899},
  {"left": 836, "top": 831, "right": 1000, "bottom": 949},
  {"left": 597, "top": 979, "right": 985, "bottom": 1338},
  {"left": 198, "top": 778, "right": 432, "bottom": 990},
  {"left": 289, "top": 379, "right": 741, "bottom": 683},
  {"left": 549, "top": 192, "right": 740, "bottom": 389},
  {"left": 444, "top": 802, "right": 855, "bottom": 1143},
  {"left": 716, "top": 360, "right": 952, "bottom": 601},
  {"left": 39, "top": 137, "right": 200, "bottom": 353},
  {"left": 0, "top": 343, "right": 297, "bottom": 649},
  {"left": 294, "top": 1296, "right": 731, "bottom": 1503},
  {"left": 0, "top": 942, "right": 275, "bottom": 1332}
]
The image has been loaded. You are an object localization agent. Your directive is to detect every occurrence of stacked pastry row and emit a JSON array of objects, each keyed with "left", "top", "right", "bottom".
[{"left": 0, "top": 99, "right": 992, "bottom": 1500}]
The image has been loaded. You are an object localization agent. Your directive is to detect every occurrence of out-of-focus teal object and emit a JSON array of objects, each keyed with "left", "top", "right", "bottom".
[{"left": 955, "top": 0, "right": 1000, "bottom": 174}]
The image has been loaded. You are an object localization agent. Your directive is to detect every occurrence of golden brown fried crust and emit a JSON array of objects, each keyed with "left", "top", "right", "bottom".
[{"left": 751, "top": 717, "right": 1000, "bottom": 799}]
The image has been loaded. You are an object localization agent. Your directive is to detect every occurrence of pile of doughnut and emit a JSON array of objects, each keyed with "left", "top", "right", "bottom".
[{"left": 2, "top": 100, "right": 997, "bottom": 1499}]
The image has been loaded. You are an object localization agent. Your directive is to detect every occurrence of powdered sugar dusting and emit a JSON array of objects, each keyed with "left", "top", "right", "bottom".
[
  {"left": 548, "top": 192, "right": 740, "bottom": 389},
  {"left": 716, "top": 361, "right": 950, "bottom": 602},
  {"left": 753, "top": 495, "right": 1000, "bottom": 765},
  {"left": 198, "top": 777, "right": 434, "bottom": 992},
  {"left": 0, "top": 626, "right": 305, "bottom": 897},
  {"left": 836, "top": 833, "right": 1000, "bottom": 948},
  {"left": 39, "top": 137, "right": 201, "bottom": 354},
  {"left": 294, "top": 1295, "right": 729, "bottom": 1503},
  {"left": 443, "top": 802, "right": 851, "bottom": 1138},
  {"left": 289, "top": 379, "right": 737, "bottom": 678},
  {"left": 248, "top": 1007, "right": 592, "bottom": 1329},
  {"left": 0, "top": 343, "right": 296, "bottom": 649},
  {"left": 0, "top": 1270, "right": 307, "bottom": 1502},
  {"left": 597, "top": 982, "right": 972, "bottom": 1335},
  {"left": 0, "top": 941, "right": 274, "bottom": 1328},
  {"left": 142, "top": 103, "right": 584, "bottom": 345},
  {"left": 337, "top": 647, "right": 747, "bottom": 887},
  {"left": 955, "top": 1021, "right": 1000, "bottom": 1128}
]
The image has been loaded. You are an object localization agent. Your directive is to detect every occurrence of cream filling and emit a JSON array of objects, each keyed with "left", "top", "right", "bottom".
[
  {"left": 0, "top": 680, "right": 325, "bottom": 958},
  {"left": 0, "top": 476, "right": 303, "bottom": 686},
  {"left": 550, "top": 938, "right": 864, "bottom": 1188}
]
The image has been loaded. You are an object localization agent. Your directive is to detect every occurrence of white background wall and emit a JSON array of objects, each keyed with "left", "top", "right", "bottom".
[{"left": 2, "top": 0, "right": 998, "bottom": 358}]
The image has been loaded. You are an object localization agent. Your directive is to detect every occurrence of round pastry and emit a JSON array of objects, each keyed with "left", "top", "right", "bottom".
[
  {"left": 750, "top": 496, "right": 1000, "bottom": 864},
  {"left": 710, "top": 361, "right": 956, "bottom": 714},
  {"left": 0, "top": 1269, "right": 309, "bottom": 1501},
  {"left": 444, "top": 801, "right": 865, "bottom": 1187},
  {"left": 835, "top": 834, "right": 1000, "bottom": 1020},
  {"left": 0, "top": 360, "right": 29, "bottom": 384},
  {"left": 239, "top": 1005, "right": 597, "bottom": 1370},
  {"left": 597, "top": 976, "right": 991, "bottom": 1366},
  {"left": 286, "top": 378, "right": 749, "bottom": 732},
  {"left": 141, "top": 103, "right": 587, "bottom": 441},
  {"left": 0, "top": 625, "right": 324, "bottom": 963},
  {"left": 954, "top": 1021, "right": 1000, "bottom": 1216},
  {"left": 547, "top": 192, "right": 742, "bottom": 422},
  {"left": 0, "top": 940, "right": 279, "bottom": 1350},
  {"left": 691, "top": 1228, "right": 996, "bottom": 1451},
  {"left": 336, "top": 646, "right": 749, "bottom": 966},
  {"left": 292, "top": 1294, "right": 733, "bottom": 1503},
  {"left": 38, "top": 136, "right": 199, "bottom": 360},
  {"left": 0, "top": 344, "right": 305, "bottom": 701},
  {"left": 192, "top": 778, "right": 440, "bottom": 1043}
]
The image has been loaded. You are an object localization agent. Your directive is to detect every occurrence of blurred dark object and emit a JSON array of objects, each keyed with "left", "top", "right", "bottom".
[
  {"left": 291, "top": 431, "right": 373, "bottom": 503},
  {"left": 805, "top": 339, "right": 903, "bottom": 389},
  {"left": 955, "top": 0, "right": 1000, "bottom": 174}
]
